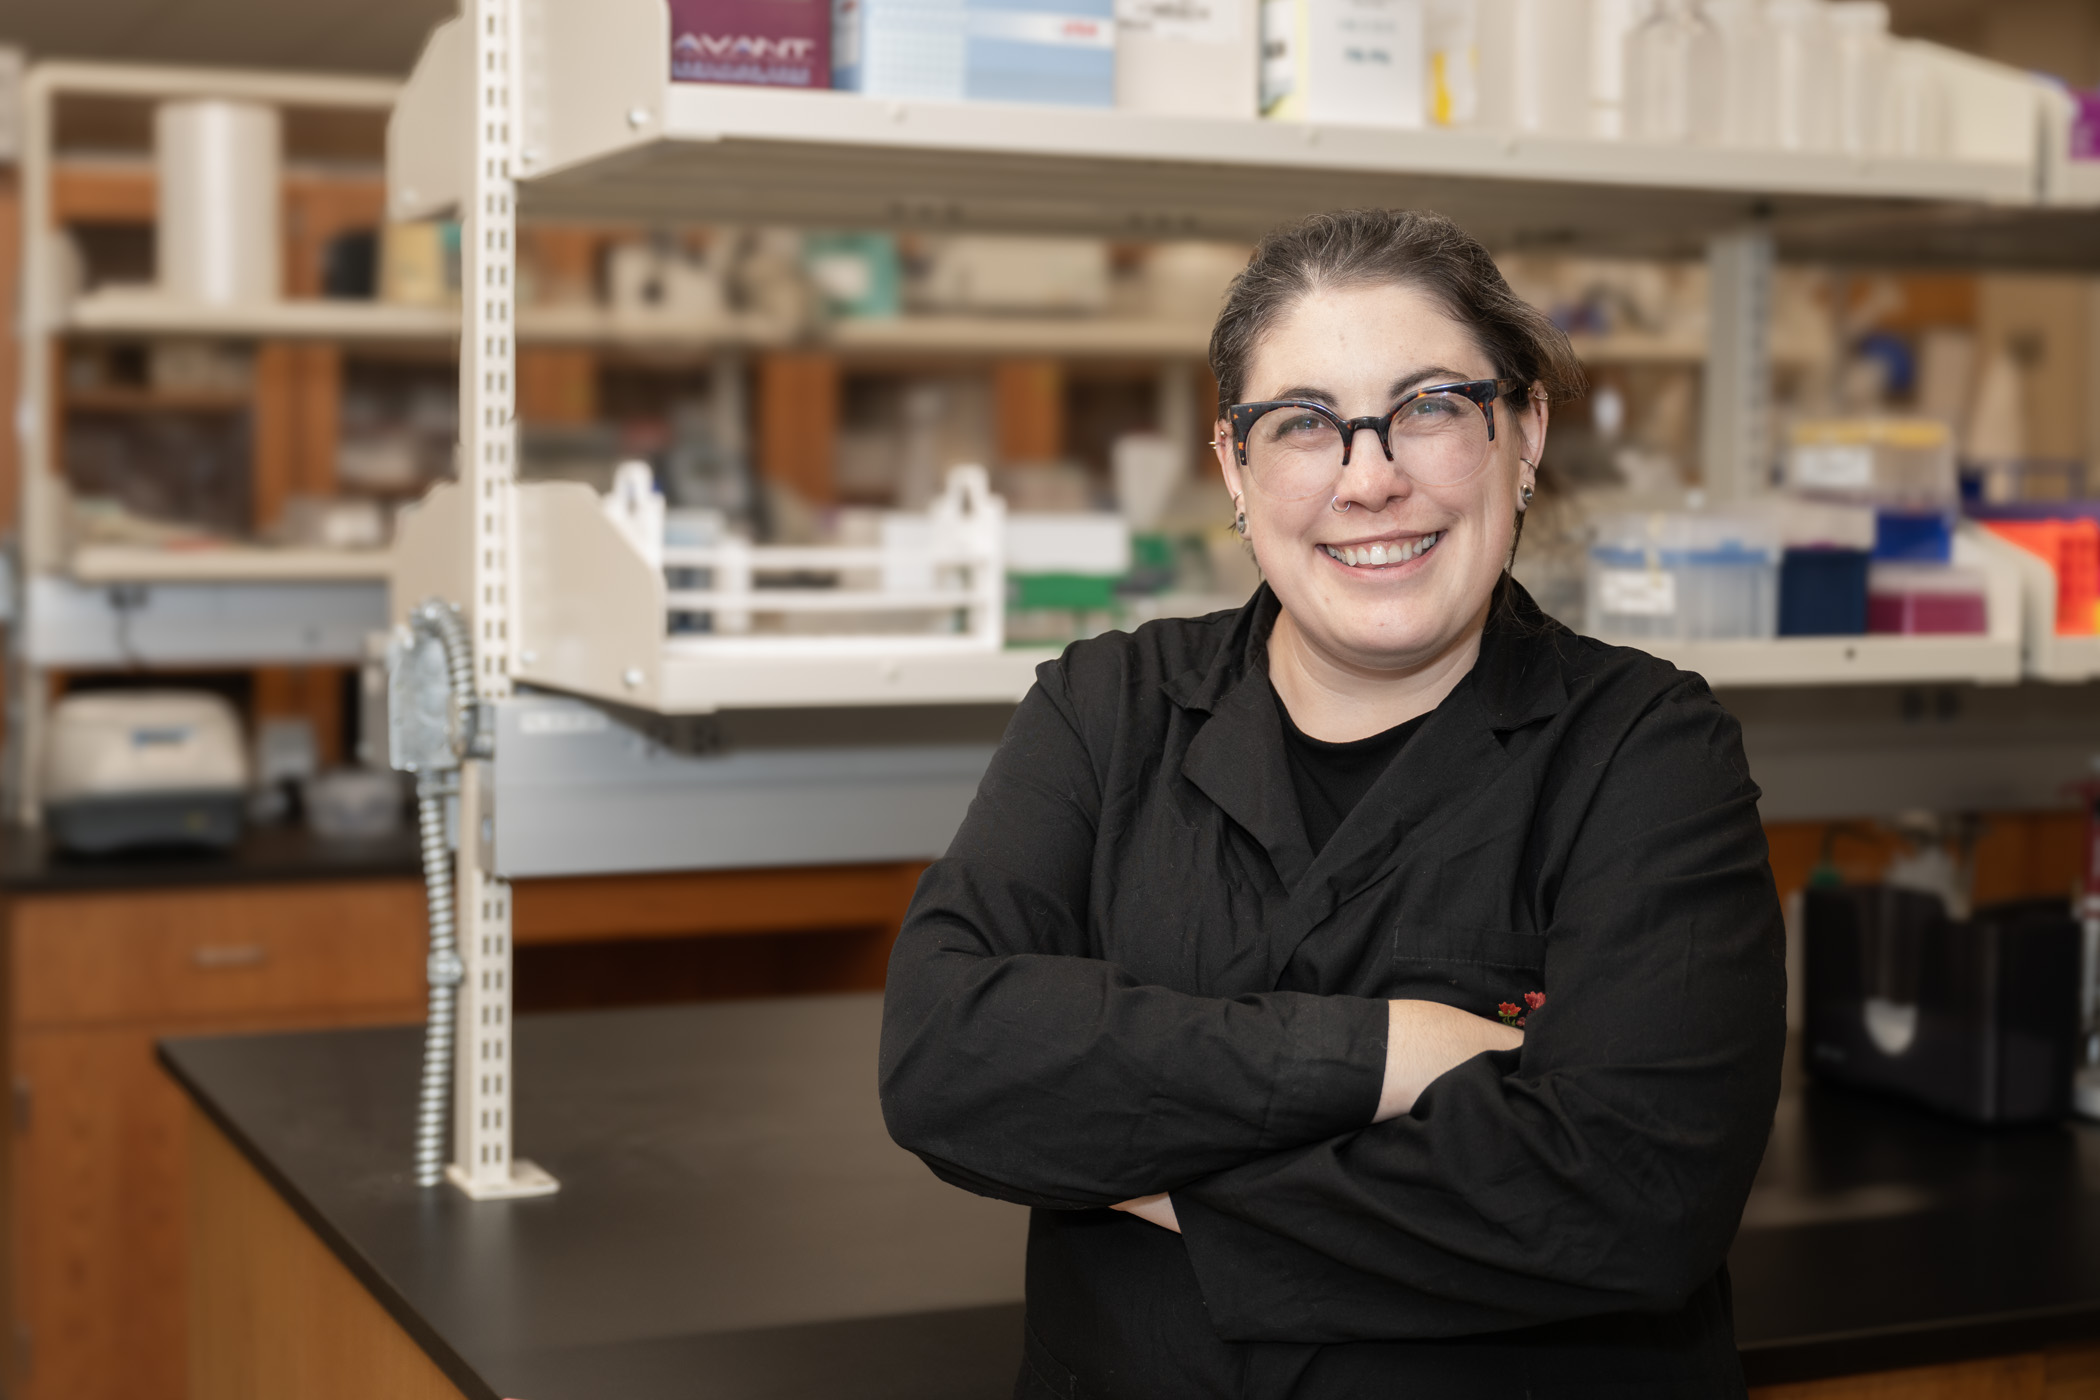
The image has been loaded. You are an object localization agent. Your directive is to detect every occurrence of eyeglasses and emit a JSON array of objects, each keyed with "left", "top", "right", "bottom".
[{"left": 1223, "top": 379, "right": 1517, "bottom": 501}]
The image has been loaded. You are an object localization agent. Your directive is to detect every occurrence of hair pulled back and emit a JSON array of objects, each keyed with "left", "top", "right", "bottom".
[{"left": 1208, "top": 208, "right": 1585, "bottom": 417}]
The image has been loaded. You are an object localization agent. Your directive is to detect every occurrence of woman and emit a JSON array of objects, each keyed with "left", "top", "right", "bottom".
[{"left": 880, "top": 208, "right": 1785, "bottom": 1397}]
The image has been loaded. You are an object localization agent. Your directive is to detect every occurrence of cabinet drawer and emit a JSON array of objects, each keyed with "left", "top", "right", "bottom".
[{"left": 12, "top": 880, "right": 429, "bottom": 1028}]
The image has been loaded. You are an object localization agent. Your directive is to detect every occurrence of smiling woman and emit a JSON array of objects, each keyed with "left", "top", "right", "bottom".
[{"left": 880, "top": 208, "right": 1786, "bottom": 1398}]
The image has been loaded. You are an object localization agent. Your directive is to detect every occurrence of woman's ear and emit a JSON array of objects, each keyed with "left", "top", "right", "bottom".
[
  {"left": 1519, "top": 388, "right": 1550, "bottom": 475},
  {"left": 1214, "top": 419, "right": 1246, "bottom": 500}
]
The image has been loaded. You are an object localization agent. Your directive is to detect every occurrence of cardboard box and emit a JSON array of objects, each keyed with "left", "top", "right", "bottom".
[
  {"left": 671, "top": 0, "right": 831, "bottom": 88},
  {"left": 835, "top": 0, "right": 1115, "bottom": 106},
  {"left": 1261, "top": 0, "right": 1424, "bottom": 127},
  {"left": 1115, "top": 0, "right": 1259, "bottom": 118}
]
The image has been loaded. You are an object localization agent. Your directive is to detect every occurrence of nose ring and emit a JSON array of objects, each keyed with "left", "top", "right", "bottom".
[{"left": 1331, "top": 497, "right": 1351, "bottom": 513}]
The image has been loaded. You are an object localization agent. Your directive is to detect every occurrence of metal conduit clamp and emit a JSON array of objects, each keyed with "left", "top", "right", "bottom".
[{"left": 387, "top": 600, "right": 480, "bottom": 1188}]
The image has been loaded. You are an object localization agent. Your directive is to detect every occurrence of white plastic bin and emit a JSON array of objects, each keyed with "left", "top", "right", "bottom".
[{"left": 1587, "top": 511, "right": 1780, "bottom": 640}]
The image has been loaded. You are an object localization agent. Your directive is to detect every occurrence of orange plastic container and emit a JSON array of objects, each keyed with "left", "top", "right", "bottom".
[{"left": 1984, "top": 519, "right": 2100, "bottom": 635}]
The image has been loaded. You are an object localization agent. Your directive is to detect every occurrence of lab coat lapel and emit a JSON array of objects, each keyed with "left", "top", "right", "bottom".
[
  {"left": 1271, "top": 584, "right": 1573, "bottom": 981},
  {"left": 1169, "top": 589, "right": 1317, "bottom": 891}
]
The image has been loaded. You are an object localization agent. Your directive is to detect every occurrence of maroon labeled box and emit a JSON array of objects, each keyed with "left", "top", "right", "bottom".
[{"left": 669, "top": 0, "right": 830, "bottom": 88}]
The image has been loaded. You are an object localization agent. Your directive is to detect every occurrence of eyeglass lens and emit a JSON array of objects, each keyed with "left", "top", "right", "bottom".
[{"left": 1246, "top": 393, "right": 1494, "bottom": 500}]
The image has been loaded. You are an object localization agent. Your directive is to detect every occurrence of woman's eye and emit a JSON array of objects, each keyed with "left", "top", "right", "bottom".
[
  {"left": 1401, "top": 394, "right": 1465, "bottom": 420},
  {"left": 1276, "top": 413, "right": 1331, "bottom": 438}
]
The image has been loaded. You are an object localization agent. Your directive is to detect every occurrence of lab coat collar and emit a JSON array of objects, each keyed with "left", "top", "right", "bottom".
[
  {"left": 1172, "top": 586, "right": 1318, "bottom": 888},
  {"left": 1165, "top": 579, "right": 1573, "bottom": 970},
  {"left": 1160, "top": 578, "right": 1570, "bottom": 735}
]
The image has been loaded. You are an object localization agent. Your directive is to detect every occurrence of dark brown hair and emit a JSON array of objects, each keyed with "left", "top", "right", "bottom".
[{"left": 1209, "top": 207, "right": 1585, "bottom": 416}]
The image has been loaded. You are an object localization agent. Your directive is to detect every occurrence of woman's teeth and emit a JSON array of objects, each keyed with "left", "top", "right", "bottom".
[{"left": 1321, "top": 533, "right": 1441, "bottom": 568}]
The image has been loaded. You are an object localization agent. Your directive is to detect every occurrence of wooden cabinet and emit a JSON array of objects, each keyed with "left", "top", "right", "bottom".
[{"left": 5, "top": 878, "right": 426, "bottom": 1400}]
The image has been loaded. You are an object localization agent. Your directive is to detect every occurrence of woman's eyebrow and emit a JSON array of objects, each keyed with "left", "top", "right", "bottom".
[
  {"left": 1259, "top": 367, "right": 1475, "bottom": 407},
  {"left": 1389, "top": 367, "right": 1470, "bottom": 397}
]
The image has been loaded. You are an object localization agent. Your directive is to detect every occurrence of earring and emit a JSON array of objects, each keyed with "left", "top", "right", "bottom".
[
  {"left": 1330, "top": 496, "right": 1352, "bottom": 513},
  {"left": 1233, "top": 496, "right": 1248, "bottom": 538},
  {"left": 1519, "top": 481, "right": 1535, "bottom": 510}
]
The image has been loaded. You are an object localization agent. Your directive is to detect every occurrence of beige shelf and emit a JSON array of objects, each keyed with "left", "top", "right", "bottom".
[
  {"left": 69, "top": 544, "right": 393, "bottom": 583},
  {"left": 1565, "top": 330, "right": 1833, "bottom": 369},
  {"left": 515, "top": 303, "right": 803, "bottom": 348},
  {"left": 828, "top": 315, "right": 1212, "bottom": 358},
  {"left": 1622, "top": 634, "right": 2023, "bottom": 688},
  {"left": 64, "top": 292, "right": 457, "bottom": 341}
]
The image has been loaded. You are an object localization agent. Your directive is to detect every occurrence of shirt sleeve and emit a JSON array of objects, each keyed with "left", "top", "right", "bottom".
[
  {"left": 879, "top": 650, "right": 1389, "bottom": 1211},
  {"left": 1171, "top": 680, "right": 1787, "bottom": 1341}
]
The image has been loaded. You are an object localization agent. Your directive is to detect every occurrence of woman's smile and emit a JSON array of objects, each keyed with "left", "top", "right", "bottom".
[{"left": 1318, "top": 531, "right": 1444, "bottom": 571}]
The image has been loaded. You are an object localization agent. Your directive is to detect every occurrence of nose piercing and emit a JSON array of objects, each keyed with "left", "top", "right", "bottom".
[{"left": 1331, "top": 497, "right": 1351, "bottom": 513}]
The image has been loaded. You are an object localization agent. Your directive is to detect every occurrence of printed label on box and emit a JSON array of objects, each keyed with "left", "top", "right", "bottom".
[
  {"left": 1792, "top": 444, "right": 1875, "bottom": 491},
  {"left": 1260, "top": 0, "right": 1296, "bottom": 108},
  {"left": 1117, "top": 0, "right": 1237, "bottom": 43},
  {"left": 968, "top": 9, "right": 1117, "bottom": 46},
  {"left": 671, "top": 0, "right": 830, "bottom": 87},
  {"left": 1598, "top": 569, "right": 1677, "bottom": 617}
]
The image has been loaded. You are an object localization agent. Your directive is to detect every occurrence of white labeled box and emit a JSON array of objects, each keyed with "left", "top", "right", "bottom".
[
  {"left": 1260, "top": 0, "right": 1424, "bottom": 127},
  {"left": 1115, "top": 0, "right": 1260, "bottom": 119}
]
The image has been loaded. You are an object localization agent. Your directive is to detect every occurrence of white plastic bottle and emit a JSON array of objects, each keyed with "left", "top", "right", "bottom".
[
  {"left": 1699, "top": 0, "right": 1769, "bottom": 147},
  {"left": 1624, "top": 0, "right": 1723, "bottom": 143},
  {"left": 1763, "top": 0, "right": 1837, "bottom": 151},
  {"left": 1883, "top": 38, "right": 1950, "bottom": 158},
  {"left": 1477, "top": 0, "right": 1591, "bottom": 136},
  {"left": 1828, "top": 0, "right": 1892, "bottom": 155}
]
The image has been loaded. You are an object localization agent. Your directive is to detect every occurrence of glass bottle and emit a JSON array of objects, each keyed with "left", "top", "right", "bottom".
[{"left": 1624, "top": 0, "right": 1724, "bottom": 143}]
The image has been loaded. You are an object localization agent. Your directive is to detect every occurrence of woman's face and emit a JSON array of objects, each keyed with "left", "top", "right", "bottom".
[{"left": 1214, "top": 281, "right": 1546, "bottom": 675}]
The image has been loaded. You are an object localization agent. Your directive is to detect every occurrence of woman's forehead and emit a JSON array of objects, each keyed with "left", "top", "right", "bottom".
[{"left": 1246, "top": 282, "right": 1490, "bottom": 396}]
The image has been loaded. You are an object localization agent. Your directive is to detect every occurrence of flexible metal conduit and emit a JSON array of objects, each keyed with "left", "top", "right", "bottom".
[{"left": 410, "top": 602, "right": 476, "bottom": 1188}]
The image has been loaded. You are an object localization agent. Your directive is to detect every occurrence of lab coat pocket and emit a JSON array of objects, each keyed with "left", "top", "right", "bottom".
[{"left": 1387, "top": 922, "right": 1546, "bottom": 1016}]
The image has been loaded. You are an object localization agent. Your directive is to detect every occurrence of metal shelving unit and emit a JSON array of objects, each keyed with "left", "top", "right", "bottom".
[{"left": 360, "top": 0, "right": 2097, "bottom": 1198}]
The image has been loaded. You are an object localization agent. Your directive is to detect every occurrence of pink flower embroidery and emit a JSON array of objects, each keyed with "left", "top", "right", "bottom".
[{"left": 1523, "top": 991, "right": 1546, "bottom": 1012}]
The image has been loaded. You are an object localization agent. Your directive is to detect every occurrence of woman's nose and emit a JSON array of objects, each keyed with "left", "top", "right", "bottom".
[{"left": 1334, "top": 429, "right": 1414, "bottom": 511}]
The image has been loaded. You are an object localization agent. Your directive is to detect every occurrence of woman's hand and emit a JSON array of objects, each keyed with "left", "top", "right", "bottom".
[
  {"left": 1112, "top": 1192, "right": 1182, "bottom": 1233},
  {"left": 1375, "top": 1000, "right": 1523, "bottom": 1123}
]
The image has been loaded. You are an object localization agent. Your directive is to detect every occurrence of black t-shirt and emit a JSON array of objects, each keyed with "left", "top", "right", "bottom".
[{"left": 1272, "top": 685, "right": 1430, "bottom": 856}]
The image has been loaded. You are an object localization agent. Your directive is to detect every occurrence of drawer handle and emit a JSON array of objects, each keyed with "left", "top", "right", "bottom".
[{"left": 190, "top": 944, "right": 268, "bottom": 970}]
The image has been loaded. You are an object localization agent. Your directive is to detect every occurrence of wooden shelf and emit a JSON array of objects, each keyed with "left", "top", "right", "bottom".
[{"left": 64, "top": 386, "right": 252, "bottom": 413}]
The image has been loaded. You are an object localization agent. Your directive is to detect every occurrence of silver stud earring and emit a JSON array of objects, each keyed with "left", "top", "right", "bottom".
[
  {"left": 1233, "top": 496, "right": 1248, "bottom": 538},
  {"left": 1519, "top": 481, "right": 1535, "bottom": 510}
]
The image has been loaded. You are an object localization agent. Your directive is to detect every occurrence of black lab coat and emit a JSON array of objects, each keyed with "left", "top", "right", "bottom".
[{"left": 881, "top": 582, "right": 1786, "bottom": 1398}]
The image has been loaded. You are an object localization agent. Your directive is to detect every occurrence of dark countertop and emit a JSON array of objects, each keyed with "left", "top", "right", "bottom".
[
  {"left": 161, "top": 995, "right": 1027, "bottom": 1400},
  {"left": 0, "top": 821, "right": 421, "bottom": 894},
  {"left": 162, "top": 998, "right": 2100, "bottom": 1397}
]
